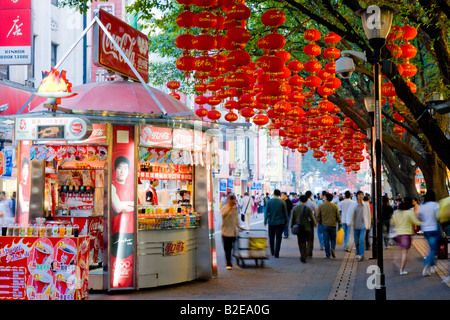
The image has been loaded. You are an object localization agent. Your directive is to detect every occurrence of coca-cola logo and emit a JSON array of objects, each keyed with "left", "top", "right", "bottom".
[{"left": 70, "top": 120, "right": 85, "bottom": 136}]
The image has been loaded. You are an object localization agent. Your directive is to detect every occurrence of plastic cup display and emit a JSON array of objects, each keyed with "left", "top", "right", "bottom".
[
  {"left": 32, "top": 272, "right": 52, "bottom": 294},
  {"left": 34, "top": 243, "right": 52, "bottom": 265},
  {"left": 39, "top": 225, "right": 45, "bottom": 237},
  {"left": 65, "top": 225, "right": 72, "bottom": 237},
  {"left": 45, "top": 225, "right": 52, "bottom": 237},
  {"left": 1, "top": 226, "right": 7, "bottom": 236},
  {"left": 55, "top": 244, "right": 76, "bottom": 265},
  {"left": 73, "top": 225, "right": 79, "bottom": 237},
  {"left": 13, "top": 224, "right": 19, "bottom": 236},
  {"left": 59, "top": 226, "right": 65, "bottom": 237},
  {"left": 6, "top": 225, "right": 13, "bottom": 236},
  {"left": 27, "top": 224, "right": 33, "bottom": 237}
]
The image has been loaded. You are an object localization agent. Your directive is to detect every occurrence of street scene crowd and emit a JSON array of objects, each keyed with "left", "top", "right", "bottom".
[{"left": 220, "top": 189, "right": 450, "bottom": 284}]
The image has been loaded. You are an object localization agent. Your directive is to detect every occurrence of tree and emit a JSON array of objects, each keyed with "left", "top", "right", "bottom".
[{"left": 61, "top": 0, "right": 449, "bottom": 199}]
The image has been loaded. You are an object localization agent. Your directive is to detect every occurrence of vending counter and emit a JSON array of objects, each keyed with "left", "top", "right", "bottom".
[{"left": 0, "top": 235, "right": 89, "bottom": 300}]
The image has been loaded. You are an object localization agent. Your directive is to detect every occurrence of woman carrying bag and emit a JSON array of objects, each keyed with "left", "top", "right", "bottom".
[{"left": 221, "top": 194, "right": 244, "bottom": 270}]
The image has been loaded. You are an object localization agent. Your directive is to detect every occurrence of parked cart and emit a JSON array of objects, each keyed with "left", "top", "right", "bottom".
[{"left": 234, "top": 229, "right": 269, "bottom": 267}]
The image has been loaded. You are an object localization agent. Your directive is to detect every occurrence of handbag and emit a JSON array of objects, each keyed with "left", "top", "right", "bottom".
[
  {"left": 241, "top": 198, "right": 251, "bottom": 222},
  {"left": 291, "top": 206, "right": 306, "bottom": 235},
  {"left": 336, "top": 228, "right": 344, "bottom": 245}
]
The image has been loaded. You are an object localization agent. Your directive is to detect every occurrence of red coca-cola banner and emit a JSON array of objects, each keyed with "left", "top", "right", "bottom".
[
  {"left": 93, "top": 9, "right": 149, "bottom": 83},
  {"left": 139, "top": 125, "right": 172, "bottom": 148},
  {"left": 109, "top": 125, "right": 135, "bottom": 289}
]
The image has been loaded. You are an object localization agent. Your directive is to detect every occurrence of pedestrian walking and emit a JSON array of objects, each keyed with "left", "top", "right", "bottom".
[
  {"left": 282, "top": 192, "right": 293, "bottom": 239},
  {"left": 351, "top": 191, "right": 371, "bottom": 261},
  {"left": 338, "top": 190, "right": 357, "bottom": 252},
  {"left": 221, "top": 192, "right": 231, "bottom": 208},
  {"left": 291, "top": 195, "right": 316, "bottom": 263},
  {"left": 317, "top": 192, "right": 342, "bottom": 259},
  {"left": 240, "top": 192, "right": 254, "bottom": 231},
  {"left": 305, "top": 190, "right": 319, "bottom": 251},
  {"left": 363, "top": 195, "right": 372, "bottom": 251},
  {"left": 220, "top": 194, "right": 243, "bottom": 270},
  {"left": 381, "top": 195, "right": 394, "bottom": 249},
  {"left": 10, "top": 192, "right": 16, "bottom": 218},
  {"left": 390, "top": 197, "right": 422, "bottom": 275},
  {"left": 418, "top": 190, "right": 440, "bottom": 277},
  {"left": 437, "top": 196, "right": 450, "bottom": 284},
  {"left": 264, "top": 189, "right": 288, "bottom": 258}
]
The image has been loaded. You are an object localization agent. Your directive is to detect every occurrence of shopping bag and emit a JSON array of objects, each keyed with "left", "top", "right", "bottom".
[{"left": 336, "top": 228, "right": 344, "bottom": 245}]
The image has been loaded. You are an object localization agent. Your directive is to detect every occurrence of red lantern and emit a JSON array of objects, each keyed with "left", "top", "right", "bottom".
[
  {"left": 193, "top": 0, "right": 217, "bottom": 7},
  {"left": 225, "top": 100, "right": 238, "bottom": 110},
  {"left": 253, "top": 114, "right": 269, "bottom": 126},
  {"left": 225, "top": 72, "right": 251, "bottom": 88},
  {"left": 176, "top": 55, "right": 195, "bottom": 72},
  {"left": 288, "top": 76, "right": 304, "bottom": 88},
  {"left": 195, "top": 95, "right": 208, "bottom": 105},
  {"left": 207, "top": 95, "right": 221, "bottom": 106},
  {"left": 176, "top": 11, "right": 196, "bottom": 28},
  {"left": 175, "top": 34, "right": 195, "bottom": 51},
  {"left": 257, "top": 33, "right": 286, "bottom": 50},
  {"left": 304, "top": 28, "right": 321, "bottom": 41},
  {"left": 167, "top": 80, "right": 180, "bottom": 90},
  {"left": 407, "top": 81, "right": 417, "bottom": 93},
  {"left": 226, "top": 27, "right": 251, "bottom": 45},
  {"left": 227, "top": 50, "right": 251, "bottom": 67},
  {"left": 194, "top": 12, "right": 218, "bottom": 29},
  {"left": 195, "top": 82, "right": 207, "bottom": 93},
  {"left": 261, "top": 9, "right": 286, "bottom": 27},
  {"left": 398, "top": 63, "right": 417, "bottom": 78},
  {"left": 276, "top": 50, "right": 291, "bottom": 62},
  {"left": 304, "top": 75, "right": 322, "bottom": 89},
  {"left": 194, "top": 34, "right": 217, "bottom": 51},
  {"left": 257, "top": 55, "right": 286, "bottom": 73},
  {"left": 324, "top": 62, "right": 336, "bottom": 74},
  {"left": 317, "top": 85, "right": 335, "bottom": 97},
  {"left": 323, "top": 47, "right": 341, "bottom": 60},
  {"left": 400, "top": 44, "right": 417, "bottom": 59},
  {"left": 317, "top": 69, "right": 332, "bottom": 80},
  {"left": 304, "top": 59, "right": 322, "bottom": 73},
  {"left": 194, "top": 55, "right": 217, "bottom": 73},
  {"left": 401, "top": 25, "right": 417, "bottom": 41},
  {"left": 287, "top": 60, "right": 304, "bottom": 72},
  {"left": 387, "top": 44, "right": 402, "bottom": 58},
  {"left": 225, "top": 111, "right": 239, "bottom": 123},
  {"left": 381, "top": 82, "right": 397, "bottom": 97},
  {"left": 303, "top": 43, "right": 321, "bottom": 57},
  {"left": 262, "top": 80, "right": 291, "bottom": 96},
  {"left": 274, "top": 101, "right": 291, "bottom": 114},
  {"left": 195, "top": 107, "right": 208, "bottom": 118},
  {"left": 324, "top": 77, "right": 341, "bottom": 89},
  {"left": 240, "top": 107, "right": 255, "bottom": 119},
  {"left": 226, "top": 4, "right": 251, "bottom": 21},
  {"left": 207, "top": 109, "right": 222, "bottom": 121},
  {"left": 298, "top": 145, "right": 309, "bottom": 154},
  {"left": 324, "top": 32, "right": 341, "bottom": 44}
]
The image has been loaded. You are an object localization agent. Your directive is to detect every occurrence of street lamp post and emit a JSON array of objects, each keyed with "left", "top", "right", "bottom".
[
  {"left": 356, "top": 5, "right": 398, "bottom": 301},
  {"left": 364, "top": 96, "right": 377, "bottom": 260}
]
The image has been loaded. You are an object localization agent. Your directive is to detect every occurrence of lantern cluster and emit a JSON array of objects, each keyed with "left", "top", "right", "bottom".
[{"left": 167, "top": 80, "right": 181, "bottom": 100}]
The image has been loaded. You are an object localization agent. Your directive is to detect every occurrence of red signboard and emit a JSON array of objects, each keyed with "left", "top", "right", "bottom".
[
  {"left": 0, "top": 236, "right": 89, "bottom": 300},
  {"left": 173, "top": 129, "right": 194, "bottom": 150},
  {"left": 93, "top": 9, "right": 149, "bottom": 83},
  {"left": 0, "top": 8, "right": 32, "bottom": 65},
  {"left": 0, "top": 0, "right": 31, "bottom": 10},
  {"left": 140, "top": 125, "right": 172, "bottom": 148},
  {"left": 110, "top": 125, "right": 135, "bottom": 289}
]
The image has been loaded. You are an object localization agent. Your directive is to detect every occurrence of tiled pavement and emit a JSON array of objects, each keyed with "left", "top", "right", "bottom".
[{"left": 89, "top": 218, "right": 449, "bottom": 301}]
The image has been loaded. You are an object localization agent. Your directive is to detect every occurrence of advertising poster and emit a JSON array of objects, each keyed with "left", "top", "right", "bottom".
[
  {"left": 17, "top": 141, "right": 31, "bottom": 226},
  {"left": 110, "top": 125, "right": 135, "bottom": 289},
  {"left": 0, "top": 236, "right": 89, "bottom": 300}
]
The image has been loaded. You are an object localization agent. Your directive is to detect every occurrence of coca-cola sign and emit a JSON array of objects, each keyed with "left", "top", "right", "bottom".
[
  {"left": 93, "top": 9, "right": 149, "bottom": 82},
  {"left": 139, "top": 125, "right": 172, "bottom": 148}
]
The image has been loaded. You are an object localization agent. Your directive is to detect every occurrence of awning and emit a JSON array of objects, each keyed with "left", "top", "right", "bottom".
[
  {"left": 30, "top": 81, "right": 194, "bottom": 117},
  {"left": 0, "top": 82, "right": 45, "bottom": 115}
]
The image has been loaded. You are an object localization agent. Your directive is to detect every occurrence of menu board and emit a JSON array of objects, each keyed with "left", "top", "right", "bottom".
[{"left": 0, "top": 236, "right": 89, "bottom": 300}]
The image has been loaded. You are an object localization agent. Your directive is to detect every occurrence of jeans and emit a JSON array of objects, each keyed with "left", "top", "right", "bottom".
[
  {"left": 322, "top": 225, "right": 337, "bottom": 258},
  {"left": 222, "top": 236, "right": 236, "bottom": 267},
  {"left": 423, "top": 230, "right": 440, "bottom": 268},
  {"left": 317, "top": 224, "right": 324, "bottom": 249},
  {"left": 268, "top": 224, "right": 284, "bottom": 257},
  {"left": 283, "top": 216, "right": 291, "bottom": 237},
  {"left": 342, "top": 223, "right": 351, "bottom": 249},
  {"left": 354, "top": 228, "right": 366, "bottom": 256}
]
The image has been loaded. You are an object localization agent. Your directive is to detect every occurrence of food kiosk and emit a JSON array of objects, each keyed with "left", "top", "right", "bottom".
[{"left": 9, "top": 109, "right": 218, "bottom": 292}]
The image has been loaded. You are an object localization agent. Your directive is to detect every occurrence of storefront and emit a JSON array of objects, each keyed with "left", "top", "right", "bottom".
[{"left": 0, "top": 82, "right": 219, "bottom": 298}]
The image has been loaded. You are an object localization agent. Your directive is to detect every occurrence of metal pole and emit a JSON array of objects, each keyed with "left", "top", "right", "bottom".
[{"left": 374, "top": 59, "right": 386, "bottom": 300}]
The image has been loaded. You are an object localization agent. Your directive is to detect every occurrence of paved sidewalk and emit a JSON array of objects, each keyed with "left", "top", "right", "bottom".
[{"left": 89, "top": 221, "right": 449, "bottom": 301}]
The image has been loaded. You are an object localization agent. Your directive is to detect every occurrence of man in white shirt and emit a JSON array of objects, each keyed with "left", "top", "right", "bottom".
[
  {"left": 338, "top": 190, "right": 357, "bottom": 252},
  {"left": 305, "top": 190, "right": 320, "bottom": 252},
  {"left": 351, "top": 191, "right": 371, "bottom": 261}
]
